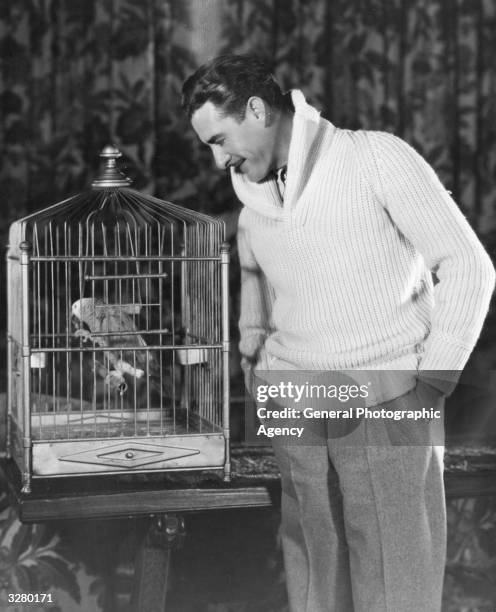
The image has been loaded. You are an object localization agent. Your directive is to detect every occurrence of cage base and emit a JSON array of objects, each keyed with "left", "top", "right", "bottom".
[{"left": 31, "top": 433, "right": 225, "bottom": 476}]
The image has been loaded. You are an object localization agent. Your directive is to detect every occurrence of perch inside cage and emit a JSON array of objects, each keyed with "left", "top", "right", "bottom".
[{"left": 6, "top": 146, "right": 230, "bottom": 493}]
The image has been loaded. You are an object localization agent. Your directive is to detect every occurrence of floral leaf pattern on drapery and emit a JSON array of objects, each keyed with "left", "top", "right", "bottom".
[
  {"left": 1, "top": 3, "right": 496, "bottom": 609},
  {"left": 1, "top": 0, "right": 495, "bottom": 251},
  {"left": 444, "top": 497, "right": 496, "bottom": 610},
  {"left": 0, "top": 490, "right": 80, "bottom": 611},
  {"left": 216, "top": 0, "right": 496, "bottom": 232}
]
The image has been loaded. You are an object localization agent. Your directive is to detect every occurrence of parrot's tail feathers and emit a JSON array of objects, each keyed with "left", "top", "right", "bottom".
[{"left": 116, "top": 359, "right": 144, "bottom": 379}]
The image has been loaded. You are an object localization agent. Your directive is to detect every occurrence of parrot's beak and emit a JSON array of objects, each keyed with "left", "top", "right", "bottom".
[{"left": 71, "top": 314, "right": 83, "bottom": 330}]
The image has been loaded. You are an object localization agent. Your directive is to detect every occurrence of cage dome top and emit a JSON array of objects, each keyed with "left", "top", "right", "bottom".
[
  {"left": 91, "top": 145, "right": 133, "bottom": 189},
  {"left": 9, "top": 146, "right": 224, "bottom": 238}
]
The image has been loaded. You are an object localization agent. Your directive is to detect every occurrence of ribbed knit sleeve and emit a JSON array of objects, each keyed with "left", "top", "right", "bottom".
[
  {"left": 368, "top": 131, "right": 495, "bottom": 379},
  {"left": 237, "top": 209, "right": 275, "bottom": 365}
]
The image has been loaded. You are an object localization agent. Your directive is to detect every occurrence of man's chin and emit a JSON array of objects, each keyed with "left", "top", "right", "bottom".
[
  {"left": 245, "top": 168, "right": 271, "bottom": 183},
  {"left": 256, "top": 172, "right": 275, "bottom": 184},
  {"left": 236, "top": 164, "right": 269, "bottom": 184}
]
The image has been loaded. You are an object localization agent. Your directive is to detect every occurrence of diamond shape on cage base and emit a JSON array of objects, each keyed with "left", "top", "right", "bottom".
[
  {"left": 32, "top": 434, "right": 225, "bottom": 476},
  {"left": 58, "top": 441, "right": 200, "bottom": 468}
]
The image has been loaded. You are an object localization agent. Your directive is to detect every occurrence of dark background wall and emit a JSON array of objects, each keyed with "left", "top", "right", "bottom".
[
  {"left": 1, "top": 2, "right": 496, "bottom": 611},
  {"left": 2, "top": 0, "right": 496, "bottom": 224}
]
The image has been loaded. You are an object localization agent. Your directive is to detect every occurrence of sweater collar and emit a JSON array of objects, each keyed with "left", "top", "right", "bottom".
[{"left": 231, "top": 89, "right": 334, "bottom": 219}]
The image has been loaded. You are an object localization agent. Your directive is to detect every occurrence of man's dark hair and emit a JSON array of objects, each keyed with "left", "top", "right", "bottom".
[{"left": 181, "top": 54, "right": 290, "bottom": 121}]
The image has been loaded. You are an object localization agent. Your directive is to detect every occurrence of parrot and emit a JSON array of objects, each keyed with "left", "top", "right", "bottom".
[{"left": 72, "top": 298, "right": 167, "bottom": 397}]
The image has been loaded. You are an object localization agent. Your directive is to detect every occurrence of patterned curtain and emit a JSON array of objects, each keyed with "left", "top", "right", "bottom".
[
  {"left": 220, "top": 0, "right": 496, "bottom": 233},
  {"left": 1, "top": 0, "right": 495, "bottom": 382},
  {"left": 1, "top": 4, "right": 496, "bottom": 610},
  {"left": 2, "top": 0, "right": 496, "bottom": 228}
]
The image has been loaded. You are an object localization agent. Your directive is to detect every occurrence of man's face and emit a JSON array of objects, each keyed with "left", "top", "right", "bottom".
[{"left": 191, "top": 98, "right": 277, "bottom": 183}]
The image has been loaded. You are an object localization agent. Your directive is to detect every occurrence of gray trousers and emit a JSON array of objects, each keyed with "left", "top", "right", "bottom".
[{"left": 269, "top": 391, "right": 446, "bottom": 612}]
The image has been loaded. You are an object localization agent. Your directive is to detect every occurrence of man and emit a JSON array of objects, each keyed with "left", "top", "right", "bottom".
[{"left": 182, "top": 54, "right": 495, "bottom": 612}]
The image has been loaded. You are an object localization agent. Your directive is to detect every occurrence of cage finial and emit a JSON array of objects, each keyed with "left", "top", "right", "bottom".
[{"left": 91, "top": 145, "right": 133, "bottom": 189}]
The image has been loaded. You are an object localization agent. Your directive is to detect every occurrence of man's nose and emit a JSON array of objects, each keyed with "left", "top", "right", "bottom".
[{"left": 213, "top": 148, "right": 230, "bottom": 170}]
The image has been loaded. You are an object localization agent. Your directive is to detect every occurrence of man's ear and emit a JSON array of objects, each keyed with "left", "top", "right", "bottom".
[{"left": 246, "top": 96, "right": 268, "bottom": 123}]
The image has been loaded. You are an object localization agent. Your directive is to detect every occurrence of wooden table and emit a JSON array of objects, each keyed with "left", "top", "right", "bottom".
[{"left": 3, "top": 443, "right": 496, "bottom": 522}]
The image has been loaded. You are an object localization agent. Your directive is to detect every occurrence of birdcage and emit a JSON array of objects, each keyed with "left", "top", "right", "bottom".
[{"left": 6, "top": 146, "right": 230, "bottom": 493}]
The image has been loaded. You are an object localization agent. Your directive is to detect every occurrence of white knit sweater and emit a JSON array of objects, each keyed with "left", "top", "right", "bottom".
[{"left": 233, "top": 90, "right": 495, "bottom": 394}]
